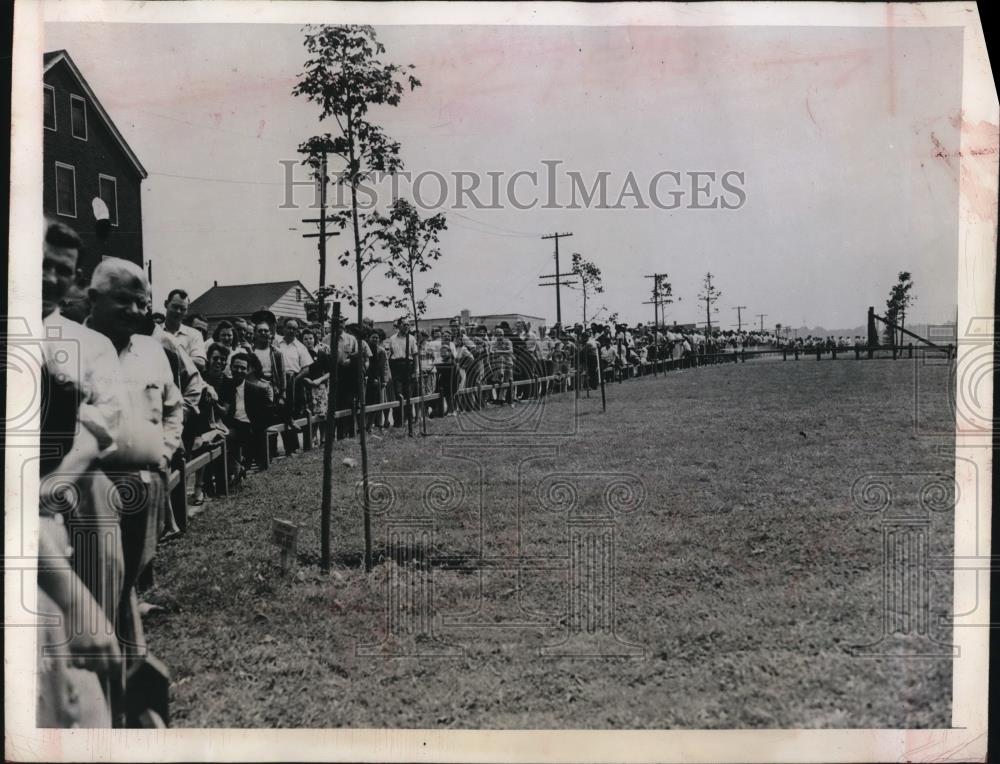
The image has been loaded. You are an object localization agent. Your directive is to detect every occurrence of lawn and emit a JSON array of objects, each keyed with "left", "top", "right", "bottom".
[{"left": 145, "top": 356, "right": 956, "bottom": 728}]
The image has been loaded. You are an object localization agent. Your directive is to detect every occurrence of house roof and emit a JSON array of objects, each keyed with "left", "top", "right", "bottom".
[
  {"left": 189, "top": 280, "right": 314, "bottom": 318},
  {"left": 44, "top": 50, "right": 148, "bottom": 179}
]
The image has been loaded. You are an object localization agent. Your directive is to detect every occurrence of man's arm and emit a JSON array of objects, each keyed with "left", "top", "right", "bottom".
[
  {"left": 297, "top": 342, "right": 313, "bottom": 375},
  {"left": 177, "top": 347, "right": 207, "bottom": 420},
  {"left": 158, "top": 350, "right": 185, "bottom": 466},
  {"left": 186, "top": 329, "right": 207, "bottom": 371},
  {"left": 361, "top": 341, "right": 372, "bottom": 373},
  {"left": 37, "top": 516, "right": 121, "bottom": 674}
]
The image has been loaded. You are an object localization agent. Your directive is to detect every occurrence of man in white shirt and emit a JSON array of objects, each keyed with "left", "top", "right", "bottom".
[
  {"left": 162, "top": 288, "right": 207, "bottom": 370},
  {"left": 274, "top": 318, "right": 312, "bottom": 453},
  {"left": 38, "top": 220, "right": 124, "bottom": 727},
  {"left": 153, "top": 321, "right": 206, "bottom": 424},
  {"left": 87, "top": 258, "right": 184, "bottom": 656},
  {"left": 386, "top": 318, "right": 417, "bottom": 429},
  {"left": 222, "top": 352, "right": 273, "bottom": 471},
  {"left": 276, "top": 318, "right": 313, "bottom": 375}
]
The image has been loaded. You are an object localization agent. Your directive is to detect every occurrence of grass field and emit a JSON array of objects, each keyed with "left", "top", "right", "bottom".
[{"left": 145, "top": 357, "right": 956, "bottom": 728}]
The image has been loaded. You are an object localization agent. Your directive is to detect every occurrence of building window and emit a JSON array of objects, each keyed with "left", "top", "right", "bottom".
[
  {"left": 98, "top": 174, "right": 118, "bottom": 226},
  {"left": 70, "top": 94, "right": 87, "bottom": 140},
  {"left": 296, "top": 288, "right": 302, "bottom": 302},
  {"left": 55, "top": 163, "right": 77, "bottom": 218},
  {"left": 43, "top": 85, "right": 56, "bottom": 131}
]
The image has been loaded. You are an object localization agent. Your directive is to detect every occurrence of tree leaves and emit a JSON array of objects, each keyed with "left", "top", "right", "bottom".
[
  {"left": 368, "top": 198, "right": 448, "bottom": 322},
  {"left": 292, "top": 24, "right": 428, "bottom": 330},
  {"left": 884, "top": 271, "right": 916, "bottom": 344},
  {"left": 571, "top": 253, "right": 606, "bottom": 294}
]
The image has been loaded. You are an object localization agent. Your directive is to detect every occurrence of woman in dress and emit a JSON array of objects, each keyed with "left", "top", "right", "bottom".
[{"left": 300, "top": 328, "right": 330, "bottom": 423}]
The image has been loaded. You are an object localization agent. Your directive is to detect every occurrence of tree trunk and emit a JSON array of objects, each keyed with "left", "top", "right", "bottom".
[
  {"left": 411, "top": 262, "right": 428, "bottom": 437},
  {"left": 347, "top": 111, "right": 373, "bottom": 573},
  {"left": 320, "top": 302, "right": 341, "bottom": 571}
]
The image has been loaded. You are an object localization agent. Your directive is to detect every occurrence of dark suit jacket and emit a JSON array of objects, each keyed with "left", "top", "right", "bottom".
[
  {"left": 247, "top": 345, "right": 286, "bottom": 402},
  {"left": 219, "top": 378, "right": 275, "bottom": 432}
]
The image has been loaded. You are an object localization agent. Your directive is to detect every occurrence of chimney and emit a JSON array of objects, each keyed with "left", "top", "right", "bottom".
[{"left": 213, "top": 280, "right": 218, "bottom": 287}]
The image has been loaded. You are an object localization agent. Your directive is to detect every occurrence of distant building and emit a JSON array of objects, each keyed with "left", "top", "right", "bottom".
[
  {"left": 44, "top": 50, "right": 147, "bottom": 276},
  {"left": 371, "top": 308, "right": 547, "bottom": 337},
  {"left": 189, "top": 280, "right": 315, "bottom": 329}
]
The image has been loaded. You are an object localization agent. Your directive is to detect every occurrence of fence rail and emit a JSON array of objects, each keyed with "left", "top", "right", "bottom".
[{"left": 168, "top": 340, "right": 955, "bottom": 513}]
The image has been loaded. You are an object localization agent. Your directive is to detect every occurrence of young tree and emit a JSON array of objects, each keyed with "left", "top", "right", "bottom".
[
  {"left": 698, "top": 272, "right": 722, "bottom": 334},
  {"left": 653, "top": 273, "right": 674, "bottom": 329},
  {"left": 371, "top": 198, "right": 448, "bottom": 436},
  {"left": 292, "top": 24, "right": 421, "bottom": 572},
  {"left": 885, "top": 271, "right": 916, "bottom": 345},
  {"left": 590, "top": 308, "right": 619, "bottom": 326},
  {"left": 570, "top": 253, "right": 604, "bottom": 326}
]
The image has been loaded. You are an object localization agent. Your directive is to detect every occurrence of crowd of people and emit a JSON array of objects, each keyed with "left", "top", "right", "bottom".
[{"left": 40, "top": 214, "right": 827, "bottom": 728}]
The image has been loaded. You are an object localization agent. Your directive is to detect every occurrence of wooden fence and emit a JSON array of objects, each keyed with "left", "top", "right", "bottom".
[{"left": 166, "top": 339, "right": 955, "bottom": 523}]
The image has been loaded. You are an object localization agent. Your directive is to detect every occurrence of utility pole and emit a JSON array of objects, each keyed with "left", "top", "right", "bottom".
[
  {"left": 643, "top": 273, "right": 669, "bottom": 330},
  {"left": 756, "top": 313, "right": 768, "bottom": 332},
  {"left": 301, "top": 151, "right": 340, "bottom": 320},
  {"left": 540, "top": 232, "right": 573, "bottom": 327},
  {"left": 732, "top": 305, "right": 747, "bottom": 332}
]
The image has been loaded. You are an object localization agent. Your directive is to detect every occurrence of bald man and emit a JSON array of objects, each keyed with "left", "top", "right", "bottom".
[{"left": 87, "top": 258, "right": 184, "bottom": 642}]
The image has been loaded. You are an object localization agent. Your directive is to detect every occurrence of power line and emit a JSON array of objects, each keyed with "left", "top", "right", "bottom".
[
  {"left": 449, "top": 211, "right": 544, "bottom": 238},
  {"left": 148, "top": 170, "right": 286, "bottom": 186}
]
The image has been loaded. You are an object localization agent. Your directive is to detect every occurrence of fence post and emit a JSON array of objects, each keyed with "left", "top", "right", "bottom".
[
  {"left": 170, "top": 460, "right": 188, "bottom": 534},
  {"left": 260, "top": 432, "right": 272, "bottom": 469},
  {"left": 816, "top": 347, "right": 822, "bottom": 361},
  {"left": 575, "top": 352, "right": 581, "bottom": 400},
  {"left": 599, "top": 357, "right": 607, "bottom": 413},
  {"left": 832, "top": 346, "right": 838, "bottom": 360},
  {"left": 908, "top": 342, "right": 913, "bottom": 359},
  {"left": 783, "top": 348, "right": 787, "bottom": 361},
  {"left": 302, "top": 413, "right": 313, "bottom": 451},
  {"left": 216, "top": 443, "right": 229, "bottom": 497}
]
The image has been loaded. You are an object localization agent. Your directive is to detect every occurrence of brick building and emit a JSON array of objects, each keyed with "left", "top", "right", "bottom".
[{"left": 44, "top": 50, "right": 147, "bottom": 276}]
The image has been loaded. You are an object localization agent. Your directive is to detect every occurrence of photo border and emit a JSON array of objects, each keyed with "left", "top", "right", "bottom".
[{"left": 5, "top": 2, "right": 995, "bottom": 762}]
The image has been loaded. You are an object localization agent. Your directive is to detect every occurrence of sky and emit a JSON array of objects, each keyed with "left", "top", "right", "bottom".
[{"left": 44, "top": 22, "right": 964, "bottom": 330}]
